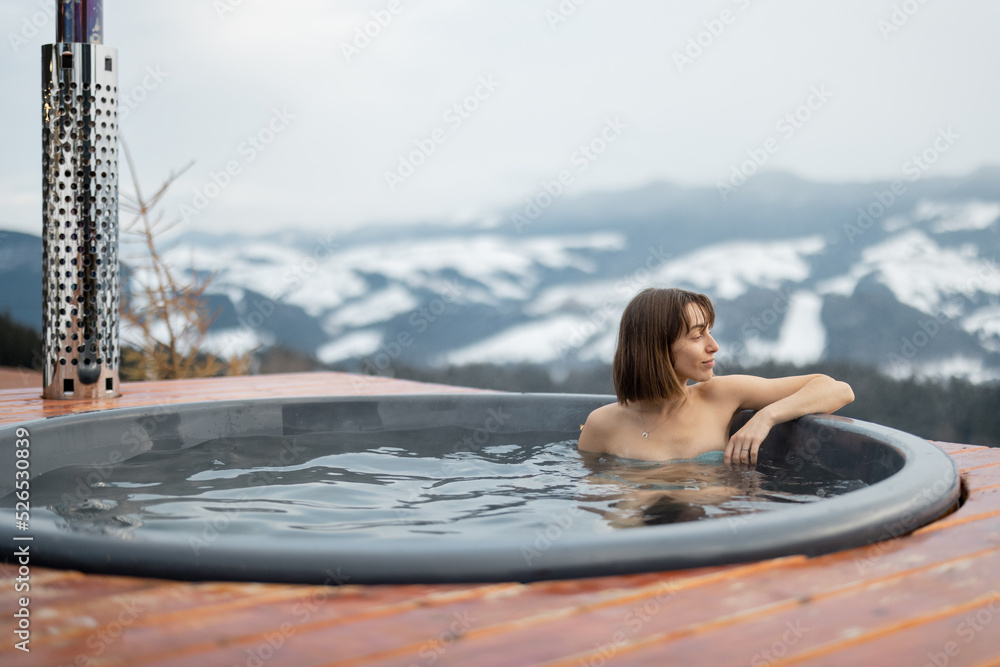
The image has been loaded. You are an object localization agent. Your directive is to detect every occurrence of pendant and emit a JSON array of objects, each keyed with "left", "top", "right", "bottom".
[{"left": 642, "top": 432, "right": 648, "bottom": 439}]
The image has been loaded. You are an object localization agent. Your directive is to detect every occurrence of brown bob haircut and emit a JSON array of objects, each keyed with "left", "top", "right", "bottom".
[{"left": 613, "top": 287, "right": 715, "bottom": 405}]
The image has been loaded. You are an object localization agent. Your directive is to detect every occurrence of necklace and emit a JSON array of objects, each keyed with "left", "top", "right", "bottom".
[{"left": 638, "top": 404, "right": 665, "bottom": 439}]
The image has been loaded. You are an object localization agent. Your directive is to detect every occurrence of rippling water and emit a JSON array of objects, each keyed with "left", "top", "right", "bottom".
[{"left": 12, "top": 431, "right": 867, "bottom": 541}]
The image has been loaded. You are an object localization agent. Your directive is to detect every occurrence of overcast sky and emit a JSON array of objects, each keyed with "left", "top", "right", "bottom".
[{"left": 1, "top": 0, "right": 998, "bottom": 238}]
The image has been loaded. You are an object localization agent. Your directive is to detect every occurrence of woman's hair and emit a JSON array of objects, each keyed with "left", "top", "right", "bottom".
[{"left": 612, "top": 287, "right": 715, "bottom": 404}]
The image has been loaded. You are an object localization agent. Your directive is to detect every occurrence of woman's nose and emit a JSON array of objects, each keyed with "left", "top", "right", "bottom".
[{"left": 707, "top": 334, "right": 720, "bottom": 352}]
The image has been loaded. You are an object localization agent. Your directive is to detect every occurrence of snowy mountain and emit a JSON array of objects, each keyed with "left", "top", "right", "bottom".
[{"left": 4, "top": 168, "right": 1000, "bottom": 383}]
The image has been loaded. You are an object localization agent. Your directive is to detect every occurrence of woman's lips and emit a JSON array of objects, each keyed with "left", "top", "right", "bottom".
[{"left": 703, "top": 359, "right": 715, "bottom": 367}]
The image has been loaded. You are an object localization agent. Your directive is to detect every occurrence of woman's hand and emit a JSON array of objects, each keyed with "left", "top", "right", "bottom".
[
  {"left": 724, "top": 410, "right": 775, "bottom": 466},
  {"left": 715, "top": 374, "right": 854, "bottom": 465}
]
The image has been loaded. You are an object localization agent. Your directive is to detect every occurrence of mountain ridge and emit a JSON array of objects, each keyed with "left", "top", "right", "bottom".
[{"left": 3, "top": 169, "right": 999, "bottom": 383}]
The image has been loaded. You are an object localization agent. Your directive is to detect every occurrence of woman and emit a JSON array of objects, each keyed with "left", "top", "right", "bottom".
[{"left": 578, "top": 287, "right": 854, "bottom": 464}]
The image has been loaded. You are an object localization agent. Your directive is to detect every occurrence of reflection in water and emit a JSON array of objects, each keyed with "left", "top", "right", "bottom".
[
  {"left": 579, "top": 450, "right": 864, "bottom": 528},
  {"left": 6, "top": 434, "right": 866, "bottom": 544}
]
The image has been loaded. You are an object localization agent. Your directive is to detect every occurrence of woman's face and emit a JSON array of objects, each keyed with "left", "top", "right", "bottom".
[{"left": 669, "top": 303, "right": 719, "bottom": 383}]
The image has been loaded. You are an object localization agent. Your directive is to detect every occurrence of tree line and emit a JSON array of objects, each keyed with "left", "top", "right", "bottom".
[
  {"left": 379, "top": 359, "right": 1000, "bottom": 448},
  {"left": 3, "top": 313, "right": 995, "bottom": 448}
]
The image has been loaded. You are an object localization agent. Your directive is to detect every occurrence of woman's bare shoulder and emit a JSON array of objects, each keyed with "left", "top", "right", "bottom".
[
  {"left": 692, "top": 376, "right": 750, "bottom": 412},
  {"left": 697, "top": 375, "right": 762, "bottom": 399},
  {"left": 577, "top": 402, "right": 626, "bottom": 453},
  {"left": 694, "top": 375, "right": 734, "bottom": 398},
  {"left": 699, "top": 373, "right": 834, "bottom": 411},
  {"left": 582, "top": 402, "right": 626, "bottom": 430}
]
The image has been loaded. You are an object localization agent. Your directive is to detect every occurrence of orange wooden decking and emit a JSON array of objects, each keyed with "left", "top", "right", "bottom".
[{"left": 1, "top": 372, "right": 999, "bottom": 667}]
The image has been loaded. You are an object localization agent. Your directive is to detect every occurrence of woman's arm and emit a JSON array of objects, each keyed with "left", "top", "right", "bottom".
[{"left": 714, "top": 374, "right": 854, "bottom": 465}]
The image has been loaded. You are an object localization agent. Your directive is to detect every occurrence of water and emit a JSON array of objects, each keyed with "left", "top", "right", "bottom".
[{"left": 12, "top": 431, "right": 867, "bottom": 542}]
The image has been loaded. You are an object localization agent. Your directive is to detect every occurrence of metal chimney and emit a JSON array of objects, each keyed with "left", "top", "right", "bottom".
[{"left": 41, "top": 0, "right": 120, "bottom": 399}]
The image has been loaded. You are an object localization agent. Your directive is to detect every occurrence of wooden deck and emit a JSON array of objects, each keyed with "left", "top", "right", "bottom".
[{"left": 2, "top": 372, "right": 999, "bottom": 666}]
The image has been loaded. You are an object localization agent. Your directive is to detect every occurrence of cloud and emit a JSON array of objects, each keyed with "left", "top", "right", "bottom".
[{"left": 1, "top": 0, "right": 998, "bottom": 236}]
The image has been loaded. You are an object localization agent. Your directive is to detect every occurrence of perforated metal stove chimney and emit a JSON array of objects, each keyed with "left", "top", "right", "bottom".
[{"left": 41, "top": 0, "right": 120, "bottom": 399}]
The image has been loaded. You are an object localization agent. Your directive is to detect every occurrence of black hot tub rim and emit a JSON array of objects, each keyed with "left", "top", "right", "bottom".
[{"left": 0, "top": 393, "right": 961, "bottom": 584}]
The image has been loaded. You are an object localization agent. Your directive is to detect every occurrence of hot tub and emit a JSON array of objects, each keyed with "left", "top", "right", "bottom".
[{"left": 1, "top": 393, "right": 960, "bottom": 584}]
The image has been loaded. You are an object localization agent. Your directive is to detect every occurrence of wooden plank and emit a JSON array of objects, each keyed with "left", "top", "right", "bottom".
[
  {"left": 604, "top": 555, "right": 1000, "bottom": 667},
  {"left": 2, "top": 373, "right": 1000, "bottom": 667},
  {"left": 934, "top": 442, "right": 989, "bottom": 455},
  {"left": 950, "top": 448, "right": 1000, "bottom": 471},
  {"left": 132, "top": 566, "right": 759, "bottom": 667},
  {"left": 964, "top": 464, "right": 1000, "bottom": 490},
  {"left": 772, "top": 590, "right": 1000, "bottom": 667},
  {"left": 334, "top": 518, "right": 1000, "bottom": 666},
  {"left": 29, "top": 584, "right": 494, "bottom": 665},
  {"left": 0, "top": 372, "right": 484, "bottom": 426},
  {"left": 952, "top": 486, "right": 1000, "bottom": 513},
  {"left": 0, "top": 570, "right": 162, "bottom": 613},
  {"left": 916, "top": 464, "right": 1000, "bottom": 534}
]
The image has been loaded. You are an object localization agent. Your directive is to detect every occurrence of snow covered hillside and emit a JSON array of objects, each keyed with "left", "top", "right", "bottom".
[
  {"left": 158, "top": 170, "right": 1000, "bottom": 383},
  {"left": 3, "top": 170, "right": 998, "bottom": 383}
]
